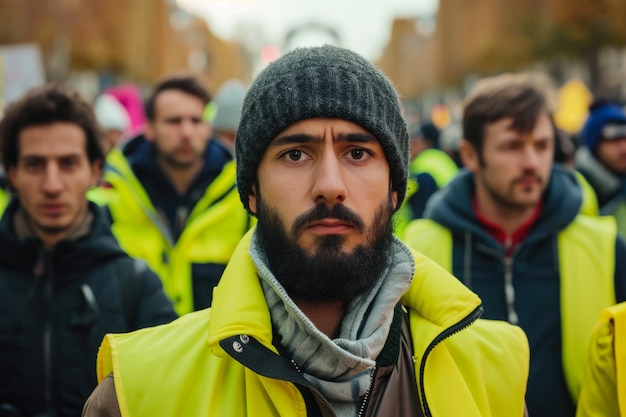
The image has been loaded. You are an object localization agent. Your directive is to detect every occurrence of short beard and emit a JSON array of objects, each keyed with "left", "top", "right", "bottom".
[
  {"left": 156, "top": 150, "right": 201, "bottom": 169},
  {"left": 479, "top": 169, "right": 544, "bottom": 212},
  {"left": 255, "top": 194, "right": 394, "bottom": 303}
]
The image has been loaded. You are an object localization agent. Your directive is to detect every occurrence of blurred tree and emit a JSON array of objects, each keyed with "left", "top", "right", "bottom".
[
  {"left": 533, "top": 0, "right": 626, "bottom": 93},
  {"left": 434, "top": 0, "right": 626, "bottom": 94},
  {"left": 0, "top": 0, "right": 251, "bottom": 90}
]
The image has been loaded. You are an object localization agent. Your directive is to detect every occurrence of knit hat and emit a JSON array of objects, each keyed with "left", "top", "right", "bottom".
[
  {"left": 93, "top": 93, "right": 131, "bottom": 132},
  {"left": 580, "top": 101, "right": 626, "bottom": 153},
  {"left": 213, "top": 79, "right": 247, "bottom": 133},
  {"left": 235, "top": 45, "right": 409, "bottom": 214}
]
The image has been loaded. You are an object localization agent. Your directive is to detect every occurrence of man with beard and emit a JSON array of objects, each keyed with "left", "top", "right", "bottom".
[
  {"left": 83, "top": 45, "right": 530, "bottom": 417},
  {"left": 90, "top": 75, "right": 253, "bottom": 314},
  {"left": 403, "top": 72, "right": 626, "bottom": 417}
]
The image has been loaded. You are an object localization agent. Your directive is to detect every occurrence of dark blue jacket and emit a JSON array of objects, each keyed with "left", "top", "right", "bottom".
[
  {"left": 424, "top": 165, "right": 626, "bottom": 417},
  {"left": 0, "top": 201, "right": 177, "bottom": 417}
]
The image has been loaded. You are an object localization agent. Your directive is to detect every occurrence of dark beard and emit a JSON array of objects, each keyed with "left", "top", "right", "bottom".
[{"left": 255, "top": 195, "right": 394, "bottom": 303}]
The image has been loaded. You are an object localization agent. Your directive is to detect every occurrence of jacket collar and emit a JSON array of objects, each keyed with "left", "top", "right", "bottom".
[{"left": 208, "top": 228, "right": 483, "bottom": 356}]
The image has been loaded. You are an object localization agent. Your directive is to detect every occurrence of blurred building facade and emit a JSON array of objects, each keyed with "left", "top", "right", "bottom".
[
  {"left": 377, "top": 0, "right": 626, "bottom": 102},
  {"left": 0, "top": 0, "right": 252, "bottom": 99}
]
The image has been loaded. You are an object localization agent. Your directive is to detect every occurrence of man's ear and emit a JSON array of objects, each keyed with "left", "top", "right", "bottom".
[
  {"left": 144, "top": 122, "right": 156, "bottom": 142},
  {"left": 248, "top": 184, "right": 257, "bottom": 214},
  {"left": 90, "top": 159, "right": 103, "bottom": 187},
  {"left": 391, "top": 190, "right": 398, "bottom": 211},
  {"left": 7, "top": 166, "right": 17, "bottom": 190},
  {"left": 458, "top": 139, "right": 479, "bottom": 172}
]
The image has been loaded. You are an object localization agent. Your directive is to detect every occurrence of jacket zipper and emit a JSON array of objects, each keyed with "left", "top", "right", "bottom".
[
  {"left": 357, "top": 365, "right": 377, "bottom": 417},
  {"left": 418, "top": 305, "right": 483, "bottom": 417},
  {"left": 42, "top": 249, "right": 54, "bottom": 411}
]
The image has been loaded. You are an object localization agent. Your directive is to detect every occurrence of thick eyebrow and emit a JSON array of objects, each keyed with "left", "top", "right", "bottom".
[
  {"left": 20, "top": 153, "right": 83, "bottom": 161},
  {"left": 270, "top": 132, "right": 377, "bottom": 147}
]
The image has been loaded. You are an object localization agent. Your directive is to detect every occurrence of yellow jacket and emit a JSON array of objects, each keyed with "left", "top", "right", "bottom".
[
  {"left": 89, "top": 147, "right": 253, "bottom": 315},
  {"left": 97, "top": 230, "right": 529, "bottom": 417},
  {"left": 577, "top": 302, "right": 626, "bottom": 417}
]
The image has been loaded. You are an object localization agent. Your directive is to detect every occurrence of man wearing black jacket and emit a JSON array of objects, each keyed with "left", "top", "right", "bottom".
[{"left": 0, "top": 84, "right": 177, "bottom": 417}]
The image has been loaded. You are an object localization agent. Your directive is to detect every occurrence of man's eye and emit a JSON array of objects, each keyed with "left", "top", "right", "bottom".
[
  {"left": 351, "top": 149, "right": 365, "bottom": 160},
  {"left": 287, "top": 150, "right": 302, "bottom": 161},
  {"left": 24, "top": 160, "right": 43, "bottom": 169},
  {"left": 61, "top": 158, "right": 78, "bottom": 168}
]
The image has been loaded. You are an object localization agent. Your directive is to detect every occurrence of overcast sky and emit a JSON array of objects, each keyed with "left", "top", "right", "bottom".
[{"left": 177, "top": 0, "right": 438, "bottom": 61}]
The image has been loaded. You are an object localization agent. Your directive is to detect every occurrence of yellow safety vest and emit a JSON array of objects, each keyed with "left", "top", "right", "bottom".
[
  {"left": 97, "top": 231, "right": 529, "bottom": 417},
  {"left": 0, "top": 188, "right": 9, "bottom": 214},
  {"left": 402, "top": 214, "right": 617, "bottom": 403},
  {"left": 574, "top": 171, "right": 599, "bottom": 217},
  {"left": 577, "top": 302, "right": 626, "bottom": 417},
  {"left": 89, "top": 148, "right": 253, "bottom": 315},
  {"left": 393, "top": 177, "right": 418, "bottom": 236},
  {"left": 409, "top": 148, "right": 458, "bottom": 188}
]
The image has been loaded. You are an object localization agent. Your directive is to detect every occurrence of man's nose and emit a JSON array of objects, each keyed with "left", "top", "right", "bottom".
[
  {"left": 311, "top": 154, "right": 347, "bottom": 206},
  {"left": 42, "top": 164, "right": 63, "bottom": 194},
  {"left": 522, "top": 146, "right": 541, "bottom": 169},
  {"left": 180, "top": 119, "right": 196, "bottom": 136}
]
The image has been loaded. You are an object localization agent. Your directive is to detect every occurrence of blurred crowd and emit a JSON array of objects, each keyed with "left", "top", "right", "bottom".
[{"left": 1, "top": 46, "right": 626, "bottom": 417}]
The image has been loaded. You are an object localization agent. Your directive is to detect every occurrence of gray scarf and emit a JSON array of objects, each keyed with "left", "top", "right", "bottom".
[
  {"left": 14, "top": 206, "right": 93, "bottom": 245},
  {"left": 250, "top": 233, "right": 414, "bottom": 417}
]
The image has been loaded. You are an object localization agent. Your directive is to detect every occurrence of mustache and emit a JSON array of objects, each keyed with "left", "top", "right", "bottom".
[
  {"left": 291, "top": 203, "right": 365, "bottom": 234},
  {"left": 514, "top": 172, "right": 542, "bottom": 183}
]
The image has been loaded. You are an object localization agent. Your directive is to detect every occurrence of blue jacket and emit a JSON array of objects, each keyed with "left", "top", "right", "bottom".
[
  {"left": 419, "top": 165, "right": 626, "bottom": 417},
  {"left": 0, "top": 200, "right": 177, "bottom": 417}
]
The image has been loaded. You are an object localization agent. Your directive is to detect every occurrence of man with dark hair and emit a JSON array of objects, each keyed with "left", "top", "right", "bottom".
[
  {"left": 576, "top": 100, "right": 626, "bottom": 236},
  {"left": 84, "top": 45, "right": 529, "bottom": 417},
  {"left": 0, "top": 83, "right": 176, "bottom": 417},
  {"left": 91, "top": 74, "right": 252, "bottom": 315},
  {"left": 404, "top": 72, "right": 626, "bottom": 417}
]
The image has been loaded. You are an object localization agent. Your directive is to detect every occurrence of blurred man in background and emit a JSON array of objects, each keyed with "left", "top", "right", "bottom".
[
  {"left": 91, "top": 74, "right": 252, "bottom": 315},
  {"left": 0, "top": 83, "right": 176, "bottom": 417},
  {"left": 576, "top": 101, "right": 626, "bottom": 235},
  {"left": 403, "top": 72, "right": 626, "bottom": 417},
  {"left": 408, "top": 121, "right": 458, "bottom": 187}
]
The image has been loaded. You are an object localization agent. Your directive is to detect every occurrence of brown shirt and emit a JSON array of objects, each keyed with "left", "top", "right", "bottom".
[{"left": 82, "top": 375, "right": 121, "bottom": 417}]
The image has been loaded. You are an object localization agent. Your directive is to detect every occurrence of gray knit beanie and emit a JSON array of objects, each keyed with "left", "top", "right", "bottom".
[
  {"left": 235, "top": 44, "right": 409, "bottom": 214},
  {"left": 213, "top": 79, "right": 247, "bottom": 133}
]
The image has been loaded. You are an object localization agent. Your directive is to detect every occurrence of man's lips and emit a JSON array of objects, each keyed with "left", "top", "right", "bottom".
[
  {"left": 41, "top": 203, "right": 65, "bottom": 214},
  {"left": 517, "top": 176, "right": 540, "bottom": 187},
  {"left": 307, "top": 219, "right": 354, "bottom": 234}
]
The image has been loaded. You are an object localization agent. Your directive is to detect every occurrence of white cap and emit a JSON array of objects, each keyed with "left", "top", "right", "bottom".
[{"left": 94, "top": 93, "right": 131, "bottom": 132}]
